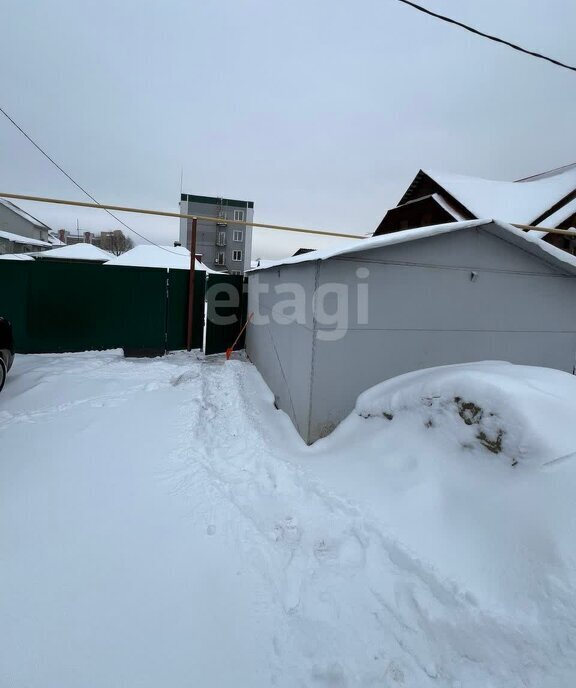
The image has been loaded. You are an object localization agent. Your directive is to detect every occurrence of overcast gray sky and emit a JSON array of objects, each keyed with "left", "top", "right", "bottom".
[{"left": 1, "top": 0, "right": 575, "bottom": 258}]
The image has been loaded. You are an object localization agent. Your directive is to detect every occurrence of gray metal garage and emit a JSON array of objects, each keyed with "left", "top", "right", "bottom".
[{"left": 246, "top": 219, "right": 576, "bottom": 443}]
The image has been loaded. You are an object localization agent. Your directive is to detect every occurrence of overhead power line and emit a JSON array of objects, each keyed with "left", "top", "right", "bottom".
[
  {"left": 0, "top": 192, "right": 366, "bottom": 239},
  {"left": 0, "top": 191, "right": 573, "bottom": 238},
  {"left": 394, "top": 0, "right": 576, "bottom": 74},
  {"left": 0, "top": 105, "right": 182, "bottom": 254}
]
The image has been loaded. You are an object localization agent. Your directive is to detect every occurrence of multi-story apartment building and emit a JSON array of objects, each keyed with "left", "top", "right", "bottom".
[
  {"left": 179, "top": 194, "right": 253, "bottom": 274},
  {"left": 57, "top": 228, "right": 133, "bottom": 255}
]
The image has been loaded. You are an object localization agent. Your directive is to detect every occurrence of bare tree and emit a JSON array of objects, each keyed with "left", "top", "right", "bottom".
[{"left": 101, "top": 230, "right": 135, "bottom": 256}]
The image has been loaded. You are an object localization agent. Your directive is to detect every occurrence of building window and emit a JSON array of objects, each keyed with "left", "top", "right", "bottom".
[
  {"left": 215, "top": 251, "right": 225, "bottom": 265},
  {"left": 232, "top": 250, "right": 243, "bottom": 262},
  {"left": 233, "top": 209, "right": 245, "bottom": 222},
  {"left": 233, "top": 229, "right": 243, "bottom": 242},
  {"left": 231, "top": 270, "right": 242, "bottom": 275},
  {"left": 217, "top": 231, "right": 226, "bottom": 246}
]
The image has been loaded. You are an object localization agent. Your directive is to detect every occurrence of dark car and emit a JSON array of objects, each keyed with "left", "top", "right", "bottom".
[{"left": 0, "top": 317, "right": 14, "bottom": 392}]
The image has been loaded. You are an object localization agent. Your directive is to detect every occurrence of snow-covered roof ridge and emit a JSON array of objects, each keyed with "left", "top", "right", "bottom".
[
  {"left": 421, "top": 167, "right": 576, "bottom": 225},
  {"left": 247, "top": 219, "right": 576, "bottom": 275},
  {"left": 31, "top": 243, "right": 114, "bottom": 262},
  {"left": 47, "top": 232, "right": 66, "bottom": 246},
  {"left": 104, "top": 244, "right": 215, "bottom": 272}
]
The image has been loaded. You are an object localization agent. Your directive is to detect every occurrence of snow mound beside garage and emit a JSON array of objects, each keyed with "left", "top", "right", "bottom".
[
  {"left": 309, "top": 361, "right": 576, "bottom": 634},
  {"left": 355, "top": 361, "right": 576, "bottom": 467}
]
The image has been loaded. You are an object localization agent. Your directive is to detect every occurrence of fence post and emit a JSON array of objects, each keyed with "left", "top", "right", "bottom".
[{"left": 186, "top": 216, "right": 198, "bottom": 351}]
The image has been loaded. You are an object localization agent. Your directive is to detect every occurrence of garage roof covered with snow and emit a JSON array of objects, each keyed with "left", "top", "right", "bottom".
[
  {"left": 248, "top": 219, "right": 576, "bottom": 275},
  {"left": 104, "top": 245, "right": 214, "bottom": 272},
  {"left": 31, "top": 243, "right": 114, "bottom": 262}
]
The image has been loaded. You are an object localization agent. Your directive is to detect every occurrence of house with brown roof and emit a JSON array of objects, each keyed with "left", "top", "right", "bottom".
[{"left": 374, "top": 163, "right": 576, "bottom": 253}]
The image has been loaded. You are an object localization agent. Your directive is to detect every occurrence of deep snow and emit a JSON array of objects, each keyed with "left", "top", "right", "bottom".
[
  {"left": 308, "top": 362, "right": 576, "bottom": 674},
  {"left": 2, "top": 353, "right": 576, "bottom": 687}
]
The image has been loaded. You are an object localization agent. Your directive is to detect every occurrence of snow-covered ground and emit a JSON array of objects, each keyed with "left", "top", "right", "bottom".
[{"left": 2, "top": 352, "right": 576, "bottom": 687}]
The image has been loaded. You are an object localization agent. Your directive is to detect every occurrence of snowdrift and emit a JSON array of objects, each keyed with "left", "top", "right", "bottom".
[
  {"left": 310, "top": 361, "right": 576, "bottom": 673},
  {"left": 356, "top": 361, "right": 576, "bottom": 467},
  {"left": 5, "top": 353, "right": 576, "bottom": 686}
]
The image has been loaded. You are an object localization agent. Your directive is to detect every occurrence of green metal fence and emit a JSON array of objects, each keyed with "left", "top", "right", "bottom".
[
  {"left": 0, "top": 260, "right": 205, "bottom": 354},
  {"left": 166, "top": 269, "right": 206, "bottom": 351},
  {"left": 0, "top": 260, "right": 30, "bottom": 351}
]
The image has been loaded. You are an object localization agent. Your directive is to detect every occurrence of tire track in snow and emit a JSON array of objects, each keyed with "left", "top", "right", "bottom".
[
  {"left": 0, "top": 356, "right": 200, "bottom": 431},
  {"left": 0, "top": 380, "right": 173, "bottom": 429}
]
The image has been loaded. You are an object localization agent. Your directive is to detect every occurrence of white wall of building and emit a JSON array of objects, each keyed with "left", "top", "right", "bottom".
[{"left": 247, "top": 224, "right": 576, "bottom": 443}]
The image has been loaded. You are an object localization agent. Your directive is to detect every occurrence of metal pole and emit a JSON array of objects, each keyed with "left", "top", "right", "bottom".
[
  {"left": 186, "top": 217, "right": 198, "bottom": 352},
  {"left": 0, "top": 191, "right": 366, "bottom": 240},
  {"left": 2, "top": 190, "right": 575, "bottom": 238}
]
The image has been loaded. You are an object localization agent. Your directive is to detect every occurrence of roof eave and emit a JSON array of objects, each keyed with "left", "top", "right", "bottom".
[{"left": 249, "top": 218, "right": 576, "bottom": 276}]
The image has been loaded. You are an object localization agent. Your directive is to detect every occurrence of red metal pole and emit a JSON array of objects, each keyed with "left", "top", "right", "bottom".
[{"left": 186, "top": 217, "right": 198, "bottom": 351}]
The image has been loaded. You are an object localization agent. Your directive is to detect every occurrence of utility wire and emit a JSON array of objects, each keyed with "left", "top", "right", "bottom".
[
  {"left": 4, "top": 3, "right": 573, "bottom": 258},
  {"left": 0, "top": 105, "right": 183, "bottom": 254},
  {"left": 395, "top": 0, "right": 576, "bottom": 74}
]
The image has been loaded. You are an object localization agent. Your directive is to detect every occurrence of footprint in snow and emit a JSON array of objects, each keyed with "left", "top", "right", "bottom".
[
  {"left": 313, "top": 533, "right": 366, "bottom": 568},
  {"left": 90, "top": 397, "right": 127, "bottom": 408},
  {"left": 273, "top": 517, "right": 301, "bottom": 547}
]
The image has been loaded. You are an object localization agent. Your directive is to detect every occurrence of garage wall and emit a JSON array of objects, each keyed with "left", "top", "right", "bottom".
[
  {"left": 307, "top": 227, "right": 576, "bottom": 442},
  {"left": 246, "top": 262, "right": 317, "bottom": 439}
]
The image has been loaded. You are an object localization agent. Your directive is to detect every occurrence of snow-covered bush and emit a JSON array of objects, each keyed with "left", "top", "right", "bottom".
[{"left": 355, "top": 361, "right": 576, "bottom": 467}]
